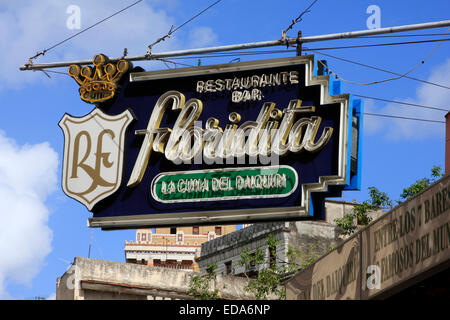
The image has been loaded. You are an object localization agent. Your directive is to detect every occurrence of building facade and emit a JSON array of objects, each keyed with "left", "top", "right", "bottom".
[
  {"left": 197, "top": 200, "right": 385, "bottom": 276},
  {"left": 56, "top": 256, "right": 258, "bottom": 300},
  {"left": 125, "top": 225, "right": 236, "bottom": 271}
]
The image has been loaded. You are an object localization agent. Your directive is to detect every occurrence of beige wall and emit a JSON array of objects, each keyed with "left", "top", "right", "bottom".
[
  {"left": 286, "top": 175, "right": 450, "bottom": 300},
  {"left": 56, "top": 256, "right": 261, "bottom": 300}
]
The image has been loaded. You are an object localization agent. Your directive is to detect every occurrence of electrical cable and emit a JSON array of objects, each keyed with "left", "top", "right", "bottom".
[
  {"left": 148, "top": 0, "right": 222, "bottom": 50},
  {"left": 364, "top": 113, "right": 445, "bottom": 123},
  {"left": 352, "top": 94, "right": 449, "bottom": 112},
  {"left": 304, "top": 49, "right": 450, "bottom": 90},
  {"left": 283, "top": 0, "right": 319, "bottom": 35},
  {"left": 26, "top": 0, "right": 144, "bottom": 67},
  {"left": 307, "top": 28, "right": 449, "bottom": 87},
  {"left": 355, "top": 33, "right": 449, "bottom": 39},
  {"left": 156, "top": 58, "right": 195, "bottom": 68},
  {"left": 304, "top": 38, "right": 450, "bottom": 51},
  {"left": 166, "top": 49, "right": 297, "bottom": 60},
  {"left": 161, "top": 45, "right": 450, "bottom": 91},
  {"left": 163, "top": 37, "right": 449, "bottom": 59}
]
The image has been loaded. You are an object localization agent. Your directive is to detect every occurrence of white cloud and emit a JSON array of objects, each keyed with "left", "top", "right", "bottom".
[
  {"left": 362, "top": 98, "right": 383, "bottom": 134},
  {"left": 0, "top": 131, "right": 58, "bottom": 298},
  {"left": 0, "top": 0, "right": 218, "bottom": 90},
  {"left": 188, "top": 26, "right": 218, "bottom": 48},
  {"left": 364, "top": 58, "right": 450, "bottom": 140},
  {"left": 47, "top": 292, "right": 56, "bottom": 300}
]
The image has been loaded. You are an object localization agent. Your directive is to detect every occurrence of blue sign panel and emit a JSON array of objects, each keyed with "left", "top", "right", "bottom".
[{"left": 61, "top": 55, "right": 362, "bottom": 229}]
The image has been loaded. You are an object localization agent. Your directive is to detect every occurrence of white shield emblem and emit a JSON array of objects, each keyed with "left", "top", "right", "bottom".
[{"left": 59, "top": 108, "right": 134, "bottom": 210}]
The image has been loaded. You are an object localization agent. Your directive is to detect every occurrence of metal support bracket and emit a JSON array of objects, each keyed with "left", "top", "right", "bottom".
[{"left": 296, "top": 31, "right": 303, "bottom": 56}]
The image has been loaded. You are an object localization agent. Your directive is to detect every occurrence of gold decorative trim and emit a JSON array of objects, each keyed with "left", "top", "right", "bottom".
[{"left": 68, "top": 54, "right": 131, "bottom": 104}]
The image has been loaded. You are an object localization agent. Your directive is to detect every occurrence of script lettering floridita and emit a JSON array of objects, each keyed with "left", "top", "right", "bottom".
[{"left": 127, "top": 91, "right": 334, "bottom": 187}]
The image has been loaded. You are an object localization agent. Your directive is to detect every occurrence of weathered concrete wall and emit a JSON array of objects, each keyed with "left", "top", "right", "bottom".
[
  {"left": 83, "top": 289, "right": 147, "bottom": 300},
  {"left": 287, "top": 221, "right": 341, "bottom": 269},
  {"left": 285, "top": 175, "right": 450, "bottom": 300},
  {"left": 196, "top": 200, "right": 388, "bottom": 282},
  {"left": 325, "top": 200, "right": 357, "bottom": 224},
  {"left": 198, "top": 219, "right": 343, "bottom": 277},
  {"left": 198, "top": 222, "right": 289, "bottom": 275},
  {"left": 56, "top": 256, "right": 256, "bottom": 300}
]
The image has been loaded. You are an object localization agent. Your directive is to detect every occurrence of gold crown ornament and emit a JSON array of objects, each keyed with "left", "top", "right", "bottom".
[{"left": 68, "top": 54, "right": 132, "bottom": 104}]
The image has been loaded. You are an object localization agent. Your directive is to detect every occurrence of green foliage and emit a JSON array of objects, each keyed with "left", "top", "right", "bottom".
[
  {"left": 286, "top": 246, "right": 302, "bottom": 272},
  {"left": 399, "top": 165, "right": 444, "bottom": 202},
  {"left": 187, "top": 167, "right": 446, "bottom": 299},
  {"left": 368, "top": 187, "right": 393, "bottom": 209},
  {"left": 335, "top": 186, "right": 393, "bottom": 235},
  {"left": 187, "top": 263, "right": 219, "bottom": 300},
  {"left": 285, "top": 243, "right": 320, "bottom": 272},
  {"left": 431, "top": 165, "right": 444, "bottom": 180},
  {"left": 299, "top": 244, "right": 318, "bottom": 269},
  {"left": 399, "top": 178, "right": 430, "bottom": 201},
  {"left": 238, "top": 233, "right": 286, "bottom": 300},
  {"left": 239, "top": 247, "right": 264, "bottom": 272},
  {"left": 245, "top": 267, "right": 286, "bottom": 300},
  {"left": 334, "top": 213, "right": 357, "bottom": 235},
  {"left": 238, "top": 236, "right": 326, "bottom": 300},
  {"left": 335, "top": 165, "right": 443, "bottom": 236},
  {"left": 188, "top": 234, "right": 332, "bottom": 300}
]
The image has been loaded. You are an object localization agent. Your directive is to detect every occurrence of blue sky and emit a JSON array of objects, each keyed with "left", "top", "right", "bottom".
[{"left": 0, "top": 0, "right": 448, "bottom": 299}]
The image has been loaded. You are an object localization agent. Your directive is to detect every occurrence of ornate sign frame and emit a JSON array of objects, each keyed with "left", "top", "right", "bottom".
[{"left": 60, "top": 55, "right": 363, "bottom": 229}]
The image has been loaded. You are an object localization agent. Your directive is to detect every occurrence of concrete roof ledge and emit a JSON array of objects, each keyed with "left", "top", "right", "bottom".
[{"left": 58, "top": 256, "right": 261, "bottom": 300}]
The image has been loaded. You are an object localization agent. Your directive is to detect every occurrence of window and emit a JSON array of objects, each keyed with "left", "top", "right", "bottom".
[
  {"left": 215, "top": 227, "right": 222, "bottom": 235},
  {"left": 249, "top": 252, "right": 257, "bottom": 273},
  {"left": 137, "top": 233, "right": 140, "bottom": 241},
  {"left": 225, "top": 261, "right": 232, "bottom": 275},
  {"left": 142, "top": 233, "right": 146, "bottom": 241},
  {"left": 269, "top": 246, "right": 276, "bottom": 268},
  {"left": 193, "top": 226, "right": 199, "bottom": 235},
  {"left": 170, "top": 228, "right": 176, "bottom": 234}
]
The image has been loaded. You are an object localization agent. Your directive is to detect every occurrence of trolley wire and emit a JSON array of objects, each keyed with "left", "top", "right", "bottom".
[
  {"left": 352, "top": 94, "right": 449, "bottom": 112},
  {"left": 304, "top": 38, "right": 450, "bottom": 51},
  {"left": 147, "top": 0, "right": 222, "bottom": 51},
  {"left": 160, "top": 43, "right": 450, "bottom": 90},
  {"left": 283, "top": 0, "right": 319, "bottom": 36},
  {"left": 354, "top": 33, "right": 449, "bottom": 39},
  {"left": 25, "top": 0, "right": 145, "bottom": 67},
  {"left": 364, "top": 113, "right": 445, "bottom": 123},
  {"left": 307, "top": 27, "right": 449, "bottom": 87},
  {"left": 303, "top": 49, "right": 450, "bottom": 90}
]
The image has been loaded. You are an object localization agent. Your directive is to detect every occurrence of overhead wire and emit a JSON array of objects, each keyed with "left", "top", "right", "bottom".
[
  {"left": 309, "top": 27, "right": 449, "bottom": 87},
  {"left": 304, "top": 38, "right": 450, "bottom": 51},
  {"left": 22, "top": 0, "right": 448, "bottom": 125},
  {"left": 160, "top": 36, "right": 450, "bottom": 59},
  {"left": 352, "top": 94, "right": 449, "bottom": 112},
  {"left": 354, "top": 33, "right": 449, "bottom": 39},
  {"left": 155, "top": 58, "right": 195, "bottom": 68},
  {"left": 159, "top": 42, "right": 450, "bottom": 90},
  {"left": 303, "top": 49, "right": 450, "bottom": 90},
  {"left": 25, "top": 0, "right": 145, "bottom": 67},
  {"left": 282, "top": 0, "right": 319, "bottom": 36},
  {"left": 364, "top": 113, "right": 445, "bottom": 123},
  {"left": 147, "top": 0, "right": 222, "bottom": 51}
]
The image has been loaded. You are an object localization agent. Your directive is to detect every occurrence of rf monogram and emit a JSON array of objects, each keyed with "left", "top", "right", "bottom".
[
  {"left": 59, "top": 108, "right": 134, "bottom": 210},
  {"left": 71, "top": 129, "right": 116, "bottom": 196}
]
